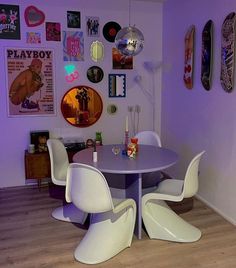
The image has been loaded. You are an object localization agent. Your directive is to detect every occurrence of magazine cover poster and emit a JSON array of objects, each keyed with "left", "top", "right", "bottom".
[
  {"left": 0, "top": 4, "right": 21, "bottom": 39},
  {"left": 6, "top": 48, "right": 55, "bottom": 116}
]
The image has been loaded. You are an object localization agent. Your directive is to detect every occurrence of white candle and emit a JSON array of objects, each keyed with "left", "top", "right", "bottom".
[{"left": 125, "top": 116, "right": 128, "bottom": 132}]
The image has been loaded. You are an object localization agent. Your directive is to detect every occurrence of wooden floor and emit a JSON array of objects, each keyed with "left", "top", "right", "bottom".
[{"left": 0, "top": 185, "right": 236, "bottom": 268}]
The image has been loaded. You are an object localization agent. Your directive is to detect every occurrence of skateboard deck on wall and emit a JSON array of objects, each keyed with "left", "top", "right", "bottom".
[
  {"left": 220, "top": 12, "right": 236, "bottom": 93},
  {"left": 183, "top": 25, "right": 195, "bottom": 89},
  {"left": 201, "top": 20, "right": 213, "bottom": 91}
]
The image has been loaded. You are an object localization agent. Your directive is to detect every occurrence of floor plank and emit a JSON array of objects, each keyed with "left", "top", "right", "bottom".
[{"left": 0, "top": 185, "right": 236, "bottom": 268}]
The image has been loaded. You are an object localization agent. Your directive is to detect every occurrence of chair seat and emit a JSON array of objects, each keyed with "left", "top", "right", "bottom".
[{"left": 155, "top": 178, "right": 184, "bottom": 196}]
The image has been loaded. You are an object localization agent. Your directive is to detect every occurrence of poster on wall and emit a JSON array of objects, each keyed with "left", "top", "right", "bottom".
[
  {"left": 26, "top": 32, "right": 41, "bottom": 44},
  {"left": 6, "top": 48, "right": 56, "bottom": 116},
  {"left": 46, "top": 22, "right": 61, "bottom": 41},
  {"left": 112, "top": 47, "right": 133, "bottom": 69},
  {"left": 0, "top": 4, "right": 21, "bottom": 40},
  {"left": 63, "top": 31, "right": 84, "bottom": 61},
  {"left": 86, "top": 16, "right": 99, "bottom": 37},
  {"left": 67, "top": 11, "right": 81, "bottom": 28}
]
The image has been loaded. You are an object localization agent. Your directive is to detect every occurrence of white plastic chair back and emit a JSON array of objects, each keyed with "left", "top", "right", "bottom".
[
  {"left": 182, "top": 151, "right": 205, "bottom": 198},
  {"left": 66, "top": 163, "right": 114, "bottom": 213},
  {"left": 47, "top": 139, "right": 69, "bottom": 185},
  {"left": 135, "top": 131, "right": 161, "bottom": 147}
]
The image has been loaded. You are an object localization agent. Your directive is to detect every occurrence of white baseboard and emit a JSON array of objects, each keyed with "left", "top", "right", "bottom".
[{"left": 196, "top": 194, "right": 236, "bottom": 226}]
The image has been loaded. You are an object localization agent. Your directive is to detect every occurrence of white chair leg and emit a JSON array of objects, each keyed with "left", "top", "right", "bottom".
[
  {"left": 52, "top": 203, "right": 87, "bottom": 224},
  {"left": 142, "top": 199, "right": 201, "bottom": 242},
  {"left": 74, "top": 205, "right": 135, "bottom": 264}
]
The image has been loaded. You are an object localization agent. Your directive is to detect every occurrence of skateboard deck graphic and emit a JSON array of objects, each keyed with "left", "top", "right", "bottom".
[
  {"left": 201, "top": 20, "right": 213, "bottom": 91},
  {"left": 183, "top": 25, "right": 195, "bottom": 89},
  {"left": 220, "top": 12, "right": 236, "bottom": 93}
]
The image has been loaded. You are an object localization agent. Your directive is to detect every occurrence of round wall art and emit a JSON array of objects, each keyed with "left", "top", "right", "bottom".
[
  {"left": 103, "top": 21, "right": 121, "bottom": 42},
  {"left": 87, "top": 66, "right": 104, "bottom": 83},
  {"left": 61, "top": 85, "right": 103, "bottom": 128}
]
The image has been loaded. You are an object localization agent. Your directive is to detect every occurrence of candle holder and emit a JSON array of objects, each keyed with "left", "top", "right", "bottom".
[{"left": 124, "top": 130, "right": 129, "bottom": 152}]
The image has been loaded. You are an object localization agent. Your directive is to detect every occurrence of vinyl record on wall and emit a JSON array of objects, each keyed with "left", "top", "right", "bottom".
[{"left": 103, "top": 21, "right": 121, "bottom": 42}]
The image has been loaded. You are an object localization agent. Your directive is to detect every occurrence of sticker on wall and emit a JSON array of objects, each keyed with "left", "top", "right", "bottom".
[
  {"left": 201, "top": 20, "right": 213, "bottom": 91},
  {"left": 0, "top": 4, "right": 21, "bottom": 40},
  {"left": 26, "top": 32, "right": 41, "bottom": 44},
  {"left": 67, "top": 11, "right": 81, "bottom": 28},
  {"left": 24, "top": 6, "right": 45, "bottom": 27},
  {"left": 220, "top": 12, "right": 236, "bottom": 93},
  {"left": 109, "top": 74, "right": 126, "bottom": 97},
  {"left": 46, "top": 22, "right": 61, "bottom": 41},
  {"left": 103, "top": 21, "right": 121, "bottom": 42},
  {"left": 6, "top": 48, "right": 55, "bottom": 116},
  {"left": 64, "top": 65, "right": 79, "bottom": 83},
  {"left": 63, "top": 31, "right": 84, "bottom": 61},
  {"left": 86, "top": 16, "right": 99, "bottom": 37},
  {"left": 183, "top": 25, "right": 195, "bottom": 89},
  {"left": 112, "top": 47, "right": 133, "bottom": 69}
]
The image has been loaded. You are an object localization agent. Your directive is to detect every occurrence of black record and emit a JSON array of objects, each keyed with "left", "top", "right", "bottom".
[{"left": 103, "top": 21, "right": 121, "bottom": 42}]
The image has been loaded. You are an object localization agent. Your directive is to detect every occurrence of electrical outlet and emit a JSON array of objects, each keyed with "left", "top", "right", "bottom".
[{"left": 135, "top": 105, "right": 141, "bottom": 113}]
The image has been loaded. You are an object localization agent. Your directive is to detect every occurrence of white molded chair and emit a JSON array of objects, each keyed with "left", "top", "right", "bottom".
[
  {"left": 135, "top": 130, "right": 162, "bottom": 147},
  {"left": 142, "top": 151, "right": 205, "bottom": 243},
  {"left": 135, "top": 131, "right": 164, "bottom": 193},
  {"left": 66, "top": 163, "right": 136, "bottom": 264},
  {"left": 47, "top": 139, "right": 87, "bottom": 224}
]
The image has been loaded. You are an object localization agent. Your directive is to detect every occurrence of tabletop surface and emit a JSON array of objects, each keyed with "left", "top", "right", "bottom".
[{"left": 73, "top": 144, "right": 178, "bottom": 174}]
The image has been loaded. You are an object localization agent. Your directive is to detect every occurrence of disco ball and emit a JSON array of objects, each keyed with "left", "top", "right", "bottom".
[{"left": 115, "top": 26, "right": 144, "bottom": 56}]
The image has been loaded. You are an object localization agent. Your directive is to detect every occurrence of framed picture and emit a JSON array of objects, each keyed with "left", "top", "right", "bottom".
[
  {"left": 30, "top": 130, "right": 49, "bottom": 153},
  {"left": 112, "top": 47, "right": 133, "bottom": 69},
  {"left": 6, "top": 48, "right": 56, "bottom": 116},
  {"left": 86, "top": 16, "right": 99, "bottom": 36},
  {"left": 46, "top": 22, "right": 61, "bottom": 41},
  {"left": 108, "top": 74, "right": 126, "bottom": 97},
  {"left": 67, "top": 11, "right": 81, "bottom": 28},
  {"left": 0, "top": 4, "right": 21, "bottom": 40}
]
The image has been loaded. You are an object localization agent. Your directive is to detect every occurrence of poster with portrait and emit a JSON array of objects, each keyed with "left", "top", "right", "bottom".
[
  {"left": 6, "top": 48, "right": 55, "bottom": 116},
  {"left": 63, "top": 31, "right": 84, "bottom": 61},
  {"left": 86, "top": 16, "right": 99, "bottom": 37},
  {"left": 0, "top": 4, "right": 21, "bottom": 39}
]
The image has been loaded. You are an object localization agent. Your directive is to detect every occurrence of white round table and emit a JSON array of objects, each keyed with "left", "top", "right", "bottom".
[{"left": 73, "top": 144, "right": 178, "bottom": 239}]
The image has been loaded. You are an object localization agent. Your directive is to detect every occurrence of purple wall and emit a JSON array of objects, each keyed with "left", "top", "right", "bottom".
[{"left": 162, "top": 0, "right": 236, "bottom": 224}]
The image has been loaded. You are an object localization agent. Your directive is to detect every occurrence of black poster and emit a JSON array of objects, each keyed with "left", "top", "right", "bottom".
[{"left": 0, "top": 4, "right": 21, "bottom": 40}]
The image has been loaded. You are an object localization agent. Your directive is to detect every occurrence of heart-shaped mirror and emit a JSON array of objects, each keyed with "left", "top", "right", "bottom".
[{"left": 24, "top": 6, "right": 45, "bottom": 27}]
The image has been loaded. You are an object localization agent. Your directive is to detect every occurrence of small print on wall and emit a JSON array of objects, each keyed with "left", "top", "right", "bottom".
[
  {"left": 112, "top": 47, "right": 133, "bottom": 69},
  {"left": 86, "top": 16, "right": 99, "bottom": 37},
  {"left": 63, "top": 31, "right": 84, "bottom": 61},
  {"left": 6, "top": 48, "right": 55, "bottom": 116},
  {"left": 0, "top": 4, "right": 20, "bottom": 40},
  {"left": 26, "top": 32, "right": 41, "bottom": 44},
  {"left": 46, "top": 22, "right": 61, "bottom": 41},
  {"left": 67, "top": 11, "right": 81, "bottom": 28}
]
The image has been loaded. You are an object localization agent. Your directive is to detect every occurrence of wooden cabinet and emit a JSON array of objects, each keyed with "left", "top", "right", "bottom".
[
  {"left": 25, "top": 151, "right": 51, "bottom": 186},
  {"left": 24, "top": 149, "right": 82, "bottom": 187}
]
